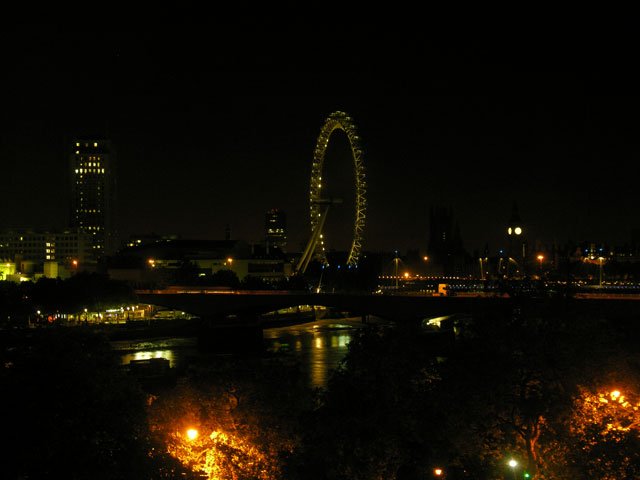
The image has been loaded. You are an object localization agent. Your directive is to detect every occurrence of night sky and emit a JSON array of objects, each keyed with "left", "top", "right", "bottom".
[{"left": 3, "top": 18, "right": 639, "bottom": 256}]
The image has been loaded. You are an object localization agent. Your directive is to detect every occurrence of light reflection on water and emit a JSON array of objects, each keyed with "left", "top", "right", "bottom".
[
  {"left": 263, "top": 319, "right": 362, "bottom": 389},
  {"left": 113, "top": 319, "right": 365, "bottom": 389},
  {"left": 112, "top": 337, "right": 197, "bottom": 369}
]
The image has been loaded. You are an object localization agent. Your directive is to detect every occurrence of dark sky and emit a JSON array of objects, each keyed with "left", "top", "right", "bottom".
[{"left": 2, "top": 18, "right": 639, "bottom": 255}]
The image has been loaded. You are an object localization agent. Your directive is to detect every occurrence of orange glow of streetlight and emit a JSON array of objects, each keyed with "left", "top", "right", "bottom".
[
  {"left": 434, "top": 468, "right": 443, "bottom": 476},
  {"left": 186, "top": 428, "right": 198, "bottom": 440},
  {"left": 537, "top": 254, "right": 544, "bottom": 261},
  {"left": 404, "top": 272, "right": 410, "bottom": 278}
]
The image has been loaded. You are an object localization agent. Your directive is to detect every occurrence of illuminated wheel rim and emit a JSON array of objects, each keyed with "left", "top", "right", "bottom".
[{"left": 310, "top": 111, "right": 367, "bottom": 266}]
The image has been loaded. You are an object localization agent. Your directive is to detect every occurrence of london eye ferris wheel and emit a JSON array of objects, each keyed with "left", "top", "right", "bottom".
[{"left": 296, "top": 111, "right": 367, "bottom": 274}]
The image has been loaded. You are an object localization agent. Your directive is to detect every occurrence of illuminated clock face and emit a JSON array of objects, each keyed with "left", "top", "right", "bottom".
[{"left": 515, "top": 227, "right": 522, "bottom": 235}]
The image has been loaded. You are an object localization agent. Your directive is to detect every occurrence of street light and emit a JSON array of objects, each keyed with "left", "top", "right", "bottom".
[
  {"left": 434, "top": 467, "right": 443, "bottom": 476},
  {"left": 599, "top": 256, "right": 604, "bottom": 288},
  {"left": 508, "top": 459, "right": 518, "bottom": 480},
  {"left": 186, "top": 428, "right": 198, "bottom": 440},
  {"left": 537, "top": 254, "right": 544, "bottom": 276}
]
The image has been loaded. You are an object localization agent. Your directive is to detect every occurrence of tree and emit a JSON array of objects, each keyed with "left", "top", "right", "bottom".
[
  {"left": 148, "top": 356, "right": 314, "bottom": 479},
  {"left": 290, "top": 298, "right": 640, "bottom": 479},
  {"left": 432, "top": 301, "right": 640, "bottom": 478},
  {"left": 0, "top": 328, "right": 196, "bottom": 479},
  {"left": 206, "top": 269, "right": 240, "bottom": 288},
  {"left": 290, "top": 325, "right": 447, "bottom": 479},
  {"left": 562, "top": 383, "right": 640, "bottom": 478},
  {"left": 239, "top": 275, "right": 274, "bottom": 290}
]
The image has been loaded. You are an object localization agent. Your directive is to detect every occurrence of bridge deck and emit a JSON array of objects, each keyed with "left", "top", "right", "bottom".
[{"left": 136, "top": 290, "right": 640, "bottom": 325}]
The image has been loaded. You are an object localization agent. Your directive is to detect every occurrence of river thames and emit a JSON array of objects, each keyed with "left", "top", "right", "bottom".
[{"left": 112, "top": 317, "right": 382, "bottom": 389}]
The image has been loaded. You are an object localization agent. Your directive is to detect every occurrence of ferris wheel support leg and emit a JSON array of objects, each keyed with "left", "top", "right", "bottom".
[{"left": 296, "top": 206, "right": 330, "bottom": 275}]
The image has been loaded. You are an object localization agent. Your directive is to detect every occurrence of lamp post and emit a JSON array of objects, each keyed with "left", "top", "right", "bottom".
[
  {"left": 599, "top": 256, "right": 604, "bottom": 288},
  {"left": 394, "top": 250, "right": 399, "bottom": 290},
  {"left": 508, "top": 459, "right": 518, "bottom": 480},
  {"left": 537, "top": 254, "right": 544, "bottom": 276}
]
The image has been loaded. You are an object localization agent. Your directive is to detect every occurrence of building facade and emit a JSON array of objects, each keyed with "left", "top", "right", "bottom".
[
  {"left": 0, "top": 228, "right": 95, "bottom": 278},
  {"left": 108, "top": 239, "right": 292, "bottom": 287},
  {"left": 426, "top": 205, "right": 465, "bottom": 275},
  {"left": 264, "top": 208, "right": 287, "bottom": 252},
  {"left": 69, "top": 138, "right": 116, "bottom": 258}
]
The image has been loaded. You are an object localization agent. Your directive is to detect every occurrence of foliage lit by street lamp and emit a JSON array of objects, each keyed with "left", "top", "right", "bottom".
[
  {"left": 567, "top": 386, "right": 640, "bottom": 476},
  {"left": 166, "top": 427, "right": 271, "bottom": 479}
]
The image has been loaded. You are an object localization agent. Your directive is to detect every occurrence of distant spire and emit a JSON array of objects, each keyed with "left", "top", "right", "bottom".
[{"left": 509, "top": 202, "right": 521, "bottom": 225}]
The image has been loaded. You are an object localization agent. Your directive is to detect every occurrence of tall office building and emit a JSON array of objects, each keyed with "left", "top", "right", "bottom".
[
  {"left": 264, "top": 208, "right": 287, "bottom": 252},
  {"left": 69, "top": 138, "right": 116, "bottom": 258}
]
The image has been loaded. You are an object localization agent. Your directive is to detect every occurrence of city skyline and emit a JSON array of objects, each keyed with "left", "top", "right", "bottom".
[
  {"left": 3, "top": 25, "right": 640, "bottom": 256},
  {"left": 4, "top": 94, "right": 640, "bottom": 256}
]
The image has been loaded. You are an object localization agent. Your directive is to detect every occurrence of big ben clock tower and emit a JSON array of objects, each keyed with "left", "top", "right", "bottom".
[{"left": 507, "top": 203, "right": 526, "bottom": 278}]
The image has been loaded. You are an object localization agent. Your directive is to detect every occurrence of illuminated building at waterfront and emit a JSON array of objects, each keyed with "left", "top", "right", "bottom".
[
  {"left": 0, "top": 228, "right": 94, "bottom": 279},
  {"left": 108, "top": 239, "right": 292, "bottom": 287}
]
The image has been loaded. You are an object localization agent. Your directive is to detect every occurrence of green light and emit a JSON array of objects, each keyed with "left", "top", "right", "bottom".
[{"left": 524, "top": 473, "right": 530, "bottom": 479}]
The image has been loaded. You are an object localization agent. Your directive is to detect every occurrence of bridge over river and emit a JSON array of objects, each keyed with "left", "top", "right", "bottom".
[
  {"left": 136, "top": 289, "right": 640, "bottom": 326},
  {"left": 134, "top": 289, "right": 640, "bottom": 353}
]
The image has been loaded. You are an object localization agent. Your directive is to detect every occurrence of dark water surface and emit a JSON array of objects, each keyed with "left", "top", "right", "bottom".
[{"left": 112, "top": 318, "right": 372, "bottom": 389}]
